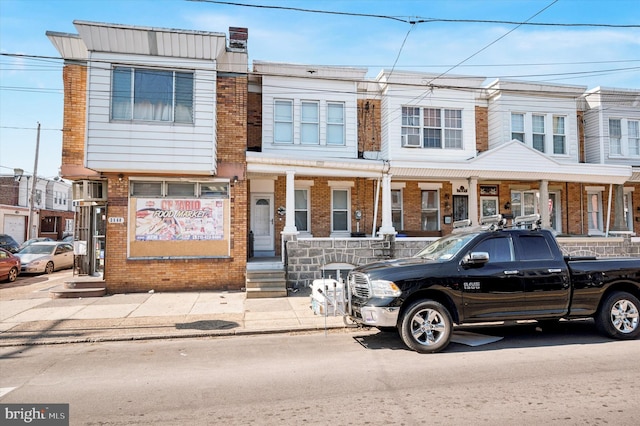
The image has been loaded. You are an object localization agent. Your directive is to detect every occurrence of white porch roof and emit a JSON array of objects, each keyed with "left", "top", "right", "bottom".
[{"left": 247, "top": 141, "right": 632, "bottom": 184}]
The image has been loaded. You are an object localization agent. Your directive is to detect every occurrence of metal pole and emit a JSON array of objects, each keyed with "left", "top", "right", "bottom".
[{"left": 28, "top": 122, "right": 41, "bottom": 239}]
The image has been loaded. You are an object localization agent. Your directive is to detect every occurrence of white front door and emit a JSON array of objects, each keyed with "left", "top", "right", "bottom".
[{"left": 251, "top": 194, "right": 274, "bottom": 253}]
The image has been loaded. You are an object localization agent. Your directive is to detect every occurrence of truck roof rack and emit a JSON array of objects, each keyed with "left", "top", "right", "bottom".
[{"left": 512, "top": 214, "right": 542, "bottom": 230}]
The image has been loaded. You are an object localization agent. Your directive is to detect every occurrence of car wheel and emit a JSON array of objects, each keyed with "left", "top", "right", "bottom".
[
  {"left": 45, "top": 262, "right": 55, "bottom": 275},
  {"left": 399, "top": 299, "right": 452, "bottom": 353},
  {"left": 8, "top": 267, "right": 18, "bottom": 282},
  {"left": 595, "top": 291, "right": 640, "bottom": 340}
]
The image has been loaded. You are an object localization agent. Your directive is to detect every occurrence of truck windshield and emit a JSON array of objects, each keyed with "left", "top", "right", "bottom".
[{"left": 414, "top": 233, "right": 477, "bottom": 260}]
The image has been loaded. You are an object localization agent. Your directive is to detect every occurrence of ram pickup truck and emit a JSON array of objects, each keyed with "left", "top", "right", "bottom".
[{"left": 345, "top": 220, "right": 640, "bottom": 353}]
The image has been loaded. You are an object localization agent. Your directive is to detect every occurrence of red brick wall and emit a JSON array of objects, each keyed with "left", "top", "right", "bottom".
[
  {"left": 475, "top": 106, "right": 489, "bottom": 153},
  {"left": 61, "top": 64, "right": 87, "bottom": 170},
  {"left": 358, "top": 99, "right": 382, "bottom": 154},
  {"left": 102, "top": 73, "right": 249, "bottom": 293}
]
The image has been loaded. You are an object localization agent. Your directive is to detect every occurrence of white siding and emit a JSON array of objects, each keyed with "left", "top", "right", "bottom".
[
  {"left": 261, "top": 75, "right": 358, "bottom": 159},
  {"left": 487, "top": 93, "right": 580, "bottom": 163},
  {"left": 583, "top": 108, "right": 603, "bottom": 163},
  {"left": 381, "top": 84, "right": 478, "bottom": 162},
  {"left": 85, "top": 52, "right": 217, "bottom": 174}
]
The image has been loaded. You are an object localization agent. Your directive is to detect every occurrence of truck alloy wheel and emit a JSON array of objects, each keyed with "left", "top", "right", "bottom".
[
  {"left": 595, "top": 291, "right": 640, "bottom": 339},
  {"left": 399, "top": 299, "right": 453, "bottom": 353}
]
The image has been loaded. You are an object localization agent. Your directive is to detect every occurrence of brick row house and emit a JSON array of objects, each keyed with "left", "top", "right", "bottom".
[{"left": 48, "top": 21, "right": 639, "bottom": 295}]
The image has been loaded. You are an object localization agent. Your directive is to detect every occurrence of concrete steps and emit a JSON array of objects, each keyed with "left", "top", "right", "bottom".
[
  {"left": 246, "top": 260, "right": 287, "bottom": 298},
  {"left": 49, "top": 277, "right": 107, "bottom": 299}
]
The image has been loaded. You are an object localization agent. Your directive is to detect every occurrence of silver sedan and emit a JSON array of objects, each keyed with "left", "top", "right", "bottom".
[{"left": 16, "top": 241, "right": 74, "bottom": 274}]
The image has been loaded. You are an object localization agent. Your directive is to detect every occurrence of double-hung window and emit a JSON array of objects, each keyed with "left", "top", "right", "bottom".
[
  {"left": 332, "top": 189, "right": 350, "bottom": 233},
  {"left": 401, "top": 107, "right": 463, "bottom": 149},
  {"left": 421, "top": 190, "right": 440, "bottom": 231},
  {"left": 294, "top": 189, "right": 310, "bottom": 232},
  {"left": 511, "top": 113, "right": 525, "bottom": 142},
  {"left": 629, "top": 120, "right": 640, "bottom": 156},
  {"left": 609, "top": 119, "right": 622, "bottom": 155},
  {"left": 327, "top": 103, "right": 345, "bottom": 145},
  {"left": 274, "top": 100, "right": 294, "bottom": 143},
  {"left": 553, "top": 116, "right": 566, "bottom": 154},
  {"left": 111, "top": 67, "right": 194, "bottom": 123},
  {"left": 391, "top": 189, "right": 403, "bottom": 230},
  {"left": 532, "top": 115, "right": 545, "bottom": 152},
  {"left": 301, "top": 101, "right": 319, "bottom": 144}
]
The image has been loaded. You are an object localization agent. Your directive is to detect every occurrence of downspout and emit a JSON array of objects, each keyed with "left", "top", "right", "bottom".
[{"left": 605, "top": 183, "right": 613, "bottom": 237}]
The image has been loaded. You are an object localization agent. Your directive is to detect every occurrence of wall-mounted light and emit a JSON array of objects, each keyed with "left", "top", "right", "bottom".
[
  {"left": 233, "top": 175, "right": 239, "bottom": 184},
  {"left": 277, "top": 206, "right": 286, "bottom": 216},
  {"left": 118, "top": 173, "right": 124, "bottom": 182},
  {"left": 504, "top": 202, "right": 511, "bottom": 210}
]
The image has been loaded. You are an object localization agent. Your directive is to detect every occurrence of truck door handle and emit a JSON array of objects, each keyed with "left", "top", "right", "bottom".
[
  {"left": 548, "top": 268, "right": 563, "bottom": 273},
  {"left": 504, "top": 270, "right": 520, "bottom": 275}
]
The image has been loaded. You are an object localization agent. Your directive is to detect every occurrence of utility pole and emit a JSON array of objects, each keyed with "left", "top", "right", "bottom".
[{"left": 28, "top": 122, "right": 41, "bottom": 239}]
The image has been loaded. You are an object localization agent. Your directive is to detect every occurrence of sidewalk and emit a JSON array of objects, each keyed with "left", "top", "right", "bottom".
[{"left": 0, "top": 288, "right": 350, "bottom": 347}]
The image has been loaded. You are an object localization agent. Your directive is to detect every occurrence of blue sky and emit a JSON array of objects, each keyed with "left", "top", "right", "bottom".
[{"left": 1, "top": 0, "right": 639, "bottom": 179}]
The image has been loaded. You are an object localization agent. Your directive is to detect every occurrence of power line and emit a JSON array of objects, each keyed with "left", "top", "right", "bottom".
[{"left": 188, "top": 0, "right": 640, "bottom": 28}]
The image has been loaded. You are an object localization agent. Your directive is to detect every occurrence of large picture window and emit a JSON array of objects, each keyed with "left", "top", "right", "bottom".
[{"left": 111, "top": 67, "right": 193, "bottom": 123}]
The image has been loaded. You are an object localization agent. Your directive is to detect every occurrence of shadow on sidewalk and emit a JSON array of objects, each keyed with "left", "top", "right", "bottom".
[{"left": 175, "top": 320, "right": 239, "bottom": 331}]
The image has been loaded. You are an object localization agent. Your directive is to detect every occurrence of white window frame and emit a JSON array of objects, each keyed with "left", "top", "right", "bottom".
[
  {"left": 586, "top": 189, "right": 604, "bottom": 235},
  {"left": 274, "top": 99, "right": 293, "bottom": 143},
  {"left": 624, "top": 188, "right": 634, "bottom": 231},
  {"left": 326, "top": 102, "right": 345, "bottom": 145},
  {"left": 553, "top": 116, "right": 566, "bottom": 154},
  {"left": 300, "top": 101, "right": 319, "bottom": 144},
  {"left": 609, "top": 118, "right": 622, "bottom": 156},
  {"left": 331, "top": 188, "right": 351, "bottom": 235},
  {"left": 511, "top": 113, "right": 525, "bottom": 142},
  {"left": 391, "top": 189, "right": 403, "bottom": 231},
  {"left": 420, "top": 189, "right": 441, "bottom": 231},
  {"left": 629, "top": 120, "right": 640, "bottom": 157},
  {"left": 111, "top": 66, "right": 194, "bottom": 124},
  {"left": 294, "top": 188, "right": 310, "bottom": 234},
  {"left": 401, "top": 107, "right": 463, "bottom": 150},
  {"left": 532, "top": 114, "right": 545, "bottom": 152}
]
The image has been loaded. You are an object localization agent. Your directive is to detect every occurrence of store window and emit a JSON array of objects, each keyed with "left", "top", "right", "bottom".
[{"left": 129, "top": 179, "right": 231, "bottom": 258}]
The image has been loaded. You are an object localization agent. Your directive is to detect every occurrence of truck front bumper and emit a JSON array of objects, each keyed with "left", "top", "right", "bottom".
[{"left": 350, "top": 305, "right": 400, "bottom": 327}]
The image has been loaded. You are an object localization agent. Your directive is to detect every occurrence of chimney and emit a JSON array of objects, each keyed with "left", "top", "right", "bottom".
[{"left": 229, "top": 27, "right": 248, "bottom": 52}]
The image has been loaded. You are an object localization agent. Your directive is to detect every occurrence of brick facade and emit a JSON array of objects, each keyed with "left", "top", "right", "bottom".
[{"left": 61, "top": 64, "right": 87, "bottom": 169}]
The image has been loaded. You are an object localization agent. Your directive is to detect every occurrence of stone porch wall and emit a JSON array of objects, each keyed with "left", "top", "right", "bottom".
[{"left": 285, "top": 235, "right": 640, "bottom": 289}]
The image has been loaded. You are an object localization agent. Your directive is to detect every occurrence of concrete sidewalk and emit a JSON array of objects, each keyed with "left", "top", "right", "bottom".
[{"left": 0, "top": 290, "right": 349, "bottom": 347}]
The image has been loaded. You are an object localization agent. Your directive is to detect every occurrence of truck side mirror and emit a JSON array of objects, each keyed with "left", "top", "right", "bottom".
[{"left": 462, "top": 251, "right": 489, "bottom": 266}]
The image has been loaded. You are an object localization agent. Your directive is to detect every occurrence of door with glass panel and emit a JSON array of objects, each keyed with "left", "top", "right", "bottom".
[{"left": 251, "top": 194, "right": 274, "bottom": 254}]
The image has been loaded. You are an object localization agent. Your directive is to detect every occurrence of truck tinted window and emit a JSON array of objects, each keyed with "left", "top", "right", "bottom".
[
  {"left": 472, "top": 237, "right": 513, "bottom": 263},
  {"left": 518, "top": 235, "right": 554, "bottom": 260}
]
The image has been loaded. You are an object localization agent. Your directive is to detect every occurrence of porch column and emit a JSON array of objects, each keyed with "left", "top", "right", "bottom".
[
  {"left": 539, "top": 180, "right": 550, "bottom": 229},
  {"left": 611, "top": 184, "right": 627, "bottom": 232},
  {"left": 283, "top": 170, "right": 297, "bottom": 234},
  {"left": 468, "top": 176, "right": 479, "bottom": 226},
  {"left": 378, "top": 173, "right": 396, "bottom": 235}
]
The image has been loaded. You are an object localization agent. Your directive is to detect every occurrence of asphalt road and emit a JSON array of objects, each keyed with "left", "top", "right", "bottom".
[{"left": 1, "top": 322, "right": 638, "bottom": 425}]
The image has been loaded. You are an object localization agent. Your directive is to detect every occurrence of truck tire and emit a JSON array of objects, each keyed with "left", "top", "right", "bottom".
[
  {"left": 399, "top": 299, "right": 452, "bottom": 353},
  {"left": 595, "top": 291, "right": 640, "bottom": 340}
]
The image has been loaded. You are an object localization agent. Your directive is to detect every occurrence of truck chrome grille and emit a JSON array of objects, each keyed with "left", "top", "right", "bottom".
[{"left": 348, "top": 272, "right": 371, "bottom": 299}]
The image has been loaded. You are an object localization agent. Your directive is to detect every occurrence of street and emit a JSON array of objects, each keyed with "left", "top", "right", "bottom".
[{"left": 1, "top": 322, "right": 639, "bottom": 425}]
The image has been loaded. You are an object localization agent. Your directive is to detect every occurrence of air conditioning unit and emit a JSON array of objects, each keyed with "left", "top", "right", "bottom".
[
  {"left": 72, "top": 180, "right": 107, "bottom": 202},
  {"left": 401, "top": 134, "right": 421, "bottom": 147}
]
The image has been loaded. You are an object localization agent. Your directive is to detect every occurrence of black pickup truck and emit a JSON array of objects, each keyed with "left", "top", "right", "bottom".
[{"left": 345, "top": 220, "right": 640, "bottom": 353}]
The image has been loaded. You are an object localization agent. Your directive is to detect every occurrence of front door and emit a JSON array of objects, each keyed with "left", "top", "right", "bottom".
[{"left": 251, "top": 194, "right": 274, "bottom": 255}]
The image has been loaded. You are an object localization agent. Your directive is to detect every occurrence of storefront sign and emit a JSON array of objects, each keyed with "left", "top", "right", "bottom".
[{"left": 135, "top": 198, "right": 224, "bottom": 241}]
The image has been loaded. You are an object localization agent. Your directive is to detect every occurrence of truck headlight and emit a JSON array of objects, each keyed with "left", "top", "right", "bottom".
[{"left": 370, "top": 280, "right": 401, "bottom": 298}]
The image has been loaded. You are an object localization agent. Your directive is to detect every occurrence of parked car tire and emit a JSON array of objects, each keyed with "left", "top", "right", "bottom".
[
  {"left": 399, "top": 299, "right": 452, "bottom": 353},
  {"left": 7, "top": 266, "right": 18, "bottom": 282},
  {"left": 595, "top": 291, "right": 640, "bottom": 340},
  {"left": 45, "top": 261, "right": 55, "bottom": 275}
]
